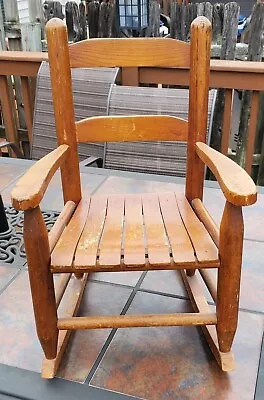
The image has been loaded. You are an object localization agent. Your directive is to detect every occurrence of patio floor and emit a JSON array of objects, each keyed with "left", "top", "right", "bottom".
[{"left": 0, "top": 157, "right": 264, "bottom": 400}]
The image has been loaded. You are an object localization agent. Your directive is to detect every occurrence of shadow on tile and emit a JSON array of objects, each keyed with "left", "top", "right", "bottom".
[{"left": 91, "top": 291, "right": 263, "bottom": 400}]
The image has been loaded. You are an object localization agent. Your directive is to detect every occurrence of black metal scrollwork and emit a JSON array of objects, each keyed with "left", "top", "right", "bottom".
[{"left": 0, "top": 207, "right": 59, "bottom": 266}]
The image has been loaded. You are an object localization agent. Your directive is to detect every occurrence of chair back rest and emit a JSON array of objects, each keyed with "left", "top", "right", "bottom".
[{"left": 46, "top": 17, "right": 212, "bottom": 204}]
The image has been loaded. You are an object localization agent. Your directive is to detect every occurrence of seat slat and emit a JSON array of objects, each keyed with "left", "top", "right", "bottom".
[
  {"left": 51, "top": 198, "right": 90, "bottom": 267},
  {"left": 123, "top": 195, "right": 145, "bottom": 266},
  {"left": 159, "top": 193, "right": 196, "bottom": 264},
  {"left": 142, "top": 193, "right": 171, "bottom": 266},
  {"left": 99, "top": 195, "right": 124, "bottom": 267},
  {"left": 175, "top": 194, "right": 218, "bottom": 263},
  {"left": 74, "top": 196, "right": 108, "bottom": 268}
]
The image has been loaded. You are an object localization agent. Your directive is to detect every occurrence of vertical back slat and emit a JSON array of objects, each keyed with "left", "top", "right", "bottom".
[
  {"left": 186, "top": 16, "right": 211, "bottom": 202},
  {"left": 221, "top": 89, "right": 234, "bottom": 155},
  {"left": 0, "top": 75, "right": 19, "bottom": 155},
  {"left": 245, "top": 90, "right": 259, "bottom": 174},
  {"left": 46, "top": 18, "right": 82, "bottom": 204},
  {"left": 21, "top": 76, "right": 33, "bottom": 145}
]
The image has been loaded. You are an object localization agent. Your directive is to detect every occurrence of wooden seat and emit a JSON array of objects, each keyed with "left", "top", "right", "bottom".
[
  {"left": 11, "top": 16, "right": 257, "bottom": 379},
  {"left": 51, "top": 193, "right": 219, "bottom": 272}
]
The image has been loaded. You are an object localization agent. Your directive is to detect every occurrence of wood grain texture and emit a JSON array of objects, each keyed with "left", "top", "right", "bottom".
[
  {"left": 176, "top": 194, "right": 218, "bottom": 263},
  {"left": 49, "top": 201, "right": 76, "bottom": 252},
  {"left": 24, "top": 207, "right": 58, "bottom": 359},
  {"left": 74, "top": 196, "right": 108, "bottom": 268},
  {"left": 42, "top": 273, "right": 88, "bottom": 379},
  {"left": 51, "top": 192, "right": 220, "bottom": 272},
  {"left": 221, "top": 89, "right": 234, "bottom": 155},
  {"left": 123, "top": 195, "right": 145, "bottom": 266},
  {"left": 46, "top": 18, "right": 82, "bottom": 204},
  {"left": 58, "top": 312, "right": 217, "bottom": 330},
  {"left": 191, "top": 198, "right": 219, "bottom": 247},
  {"left": 245, "top": 90, "right": 259, "bottom": 174},
  {"left": 180, "top": 270, "right": 235, "bottom": 371},
  {"left": 11, "top": 145, "right": 69, "bottom": 211},
  {"left": 51, "top": 199, "right": 90, "bottom": 268},
  {"left": 185, "top": 16, "right": 211, "bottom": 202},
  {"left": 142, "top": 193, "right": 171, "bottom": 266},
  {"left": 55, "top": 273, "right": 72, "bottom": 308},
  {"left": 99, "top": 195, "right": 124, "bottom": 267},
  {"left": 0, "top": 50, "right": 48, "bottom": 62},
  {"left": 76, "top": 115, "right": 188, "bottom": 143},
  {"left": 159, "top": 192, "right": 196, "bottom": 264},
  {"left": 217, "top": 201, "right": 243, "bottom": 353},
  {"left": 196, "top": 142, "right": 257, "bottom": 206},
  {"left": 69, "top": 37, "right": 190, "bottom": 68}
]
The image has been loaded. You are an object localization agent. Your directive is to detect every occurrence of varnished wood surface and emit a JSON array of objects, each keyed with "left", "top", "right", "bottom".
[
  {"left": 46, "top": 18, "right": 82, "bottom": 205},
  {"left": 51, "top": 192, "right": 219, "bottom": 272},
  {"left": 76, "top": 115, "right": 188, "bottom": 143},
  {"left": 58, "top": 312, "right": 217, "bottom": 330},
  {"left": 11, "top": 145, "right": 69, "bottom": 211},
  {"left": 68, "top": 36, "right": 191, "bottom": 68},
  {"left": 196, "top": 142, "right": 257, "bottom": 206},
  {"left": 185, "top": 17, "right": 211, "bottom": 202}
]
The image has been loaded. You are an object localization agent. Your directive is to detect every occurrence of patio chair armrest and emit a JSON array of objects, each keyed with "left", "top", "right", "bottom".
[
  {"left": 196, "top": 142, "right": 257, "bottom": 206},
  {"left": 0, "top": 140, "right": 24, "bottom": 158},
  {"left": 11, "top": 145, "right": 69, "bottom": 211}
]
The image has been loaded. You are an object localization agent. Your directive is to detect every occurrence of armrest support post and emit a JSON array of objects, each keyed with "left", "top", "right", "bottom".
[{"left": 217, "top": 201, "right": 243, "bottom": 352}]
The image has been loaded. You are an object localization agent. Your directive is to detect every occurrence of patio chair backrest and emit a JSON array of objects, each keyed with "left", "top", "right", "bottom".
[
  {"left": 45, "top": 16, "right": 211, "bottom": 204},
  {"left": 31, "top": 62, "right": 216, "bottom": 178}
]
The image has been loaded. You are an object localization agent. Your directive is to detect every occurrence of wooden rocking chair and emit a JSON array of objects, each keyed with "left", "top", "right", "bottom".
[{"left": 11, "top": 17, "right": 257, "bottom": 378}]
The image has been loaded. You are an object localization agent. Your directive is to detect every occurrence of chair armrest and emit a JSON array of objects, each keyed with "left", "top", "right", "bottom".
[
  {"left": 196, "top": 142, "right": 257, "bottom": 206},
  {"left": 0, "top": 140, "right": 24, "bottom": 158},
  {"left": 11, "top": 145, "right": 69, "bottom": 211},
  {"left": 79, "top": 156, "right": 103, "bottom": 168}
]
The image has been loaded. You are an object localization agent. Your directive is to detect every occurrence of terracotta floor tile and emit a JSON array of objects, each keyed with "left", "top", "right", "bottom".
[
  {"left": 56, "top": 280, "right": 132, "bottom": 382},
  {"left": 0, "top": 264, "right": 19, "bottom": 292},
  {"left": 0, "top": 271, "right": 43, "bottom": 372},
  {"left": 140, "top": 270, "right": 188, "bottom": 298},
  {"left": 91, "top": 291, "right": 263, "bottom": 400},
  {"left": 0, "top": 271, "right": 132, "bottom": 382},
  {"left": 89, "top": 271, "right": 143, "bottom": 287}
]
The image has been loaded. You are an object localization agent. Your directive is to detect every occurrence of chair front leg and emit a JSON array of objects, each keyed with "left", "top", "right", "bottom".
[
  {"left": 24, "top": 206, "right": 58, "bottom": 359},
  {"left": 217, "top": 201, "right": 243, "bottom": 353}
]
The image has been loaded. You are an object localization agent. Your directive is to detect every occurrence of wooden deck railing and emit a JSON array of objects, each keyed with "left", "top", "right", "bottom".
[{"left": 0, "top": 51, "right": 263, "bottom": 183}]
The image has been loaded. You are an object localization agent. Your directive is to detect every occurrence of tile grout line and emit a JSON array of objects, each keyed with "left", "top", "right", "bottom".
[
  {"left": 88, "top": 279, "right": 264, "bottom": 316},
  {"left": 254, "top": 327, "right": 264, "bottom": 400},
  {"left": 83, "top": 271, "right": 147, "bottom": 385},
  {"left": 0, "top": 269, "right": 23, "bottom": 297}
]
